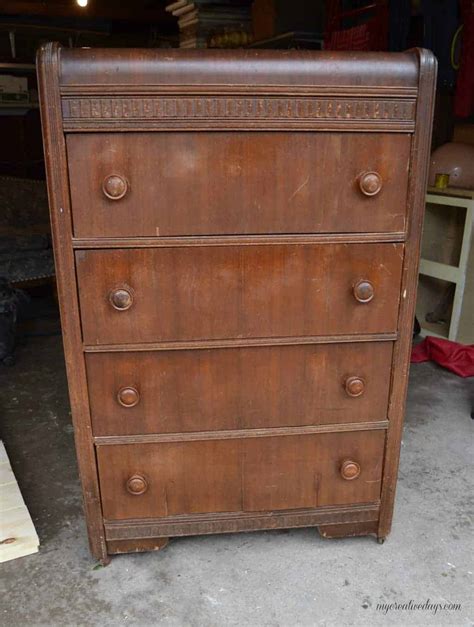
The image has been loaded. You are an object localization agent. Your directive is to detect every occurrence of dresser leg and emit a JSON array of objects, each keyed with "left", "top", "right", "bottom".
[
  {"left": 106, "top": 537, "right": 170, "bottom": 555},
  {"left": 318, "top": 521, "right": 378, "bottom": 539},
  {"left": 88, "top": 536, "right": 111, "bottom": 566},
  {"left": 99, "top": 555, "right": 111, "bottom": 567}
]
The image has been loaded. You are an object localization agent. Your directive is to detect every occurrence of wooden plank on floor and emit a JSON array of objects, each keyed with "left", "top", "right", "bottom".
[{"left": 0, "top": 441, "right": 39, "bottom": 562}]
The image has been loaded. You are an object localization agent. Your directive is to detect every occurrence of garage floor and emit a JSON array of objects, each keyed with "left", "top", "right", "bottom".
[{"left": 1, "top": 334, "right": 472, "bottom": 626}]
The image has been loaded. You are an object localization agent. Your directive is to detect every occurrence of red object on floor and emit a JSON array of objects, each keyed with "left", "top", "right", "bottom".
[{"left": 411, "top": 336, "right": 474, "bottom": 377}]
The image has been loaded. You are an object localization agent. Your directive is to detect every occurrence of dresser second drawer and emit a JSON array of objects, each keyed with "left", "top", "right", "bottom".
[{"left": 76, "top": 243, "right": 403, "bottom": 345}]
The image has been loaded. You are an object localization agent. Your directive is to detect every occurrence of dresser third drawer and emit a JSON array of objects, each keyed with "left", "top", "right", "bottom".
[
  {"left": 86, "top": 342, "right": 393, "bottom": 436},
  {"left": 76, "top": 243, "right": 404, "bottom": 345}
]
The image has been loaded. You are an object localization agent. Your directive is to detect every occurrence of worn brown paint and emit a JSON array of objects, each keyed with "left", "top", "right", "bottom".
[
  {"left": 86, "top": 342, "right": 393, "bottom": 436},
  {"left": 66, "top": 132, "right": 411, "bottom": 237},
  {"left": 38, "top": 44, "right": 436, "bottom": 562},
  {"left": 75, "top": 243, "right": 404, "bottom": 344},
  {"left": 97, "top": 431, "right": 385, "bottom": 520}
]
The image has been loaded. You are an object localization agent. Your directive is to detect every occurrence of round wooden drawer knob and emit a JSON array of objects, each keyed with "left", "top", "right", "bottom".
[
  {"left": 340, "top": 460, "right": 361, "bottom": 481},
  {"left": 344, "top": 376, "right": 365, "bottom": 397},
  {"left": 117, "top": 386, "right": 140, "bottom": 408},
  {"left": 109, "top": 288, "right": 133, "bottom": 311},
  {"left": 359, "top": 171, "right": 382, "bottom": 196},
  {"left": 126, "top": 474, "right": 148, "bottom": 495},
  {"left": 353, "top": 279, "right": 374, "bottom": 303},
  {"left": 102, "top": 174, "right": 128, "bottom": 200}
]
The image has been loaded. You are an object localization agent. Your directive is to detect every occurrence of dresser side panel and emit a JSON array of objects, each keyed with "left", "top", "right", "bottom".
[
  {"left": 37, "top": 42, "right": 108, "bottom": 563},
  {"left": 378, "top": 49, "right": 437, "bottom": 538}
]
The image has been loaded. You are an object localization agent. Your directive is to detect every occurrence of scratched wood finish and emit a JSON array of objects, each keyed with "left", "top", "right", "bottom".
[
  {"left": 38, "top": 45, "right": 436, "bottom": 560},
  {"left": 66, "top": 132, "right": 410, "bottom": 237},
  {"left": 97, "top": 430, "right": 385, "bottom": 520},
  {"left": 86, "top": 342, "right": 393, "bottom": 436},
  {"left": 76, "top": 243, "right": 403, "bottom": 345}
]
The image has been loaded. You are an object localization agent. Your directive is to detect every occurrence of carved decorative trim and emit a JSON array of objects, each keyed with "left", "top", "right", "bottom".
[{"left": 61, "top": 95, "right": 416, "bottom": 131}]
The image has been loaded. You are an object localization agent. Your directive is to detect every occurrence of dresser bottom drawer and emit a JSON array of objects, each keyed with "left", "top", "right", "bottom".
[{"left": 97, "top": 430, "right": 385, "bottom": 521}]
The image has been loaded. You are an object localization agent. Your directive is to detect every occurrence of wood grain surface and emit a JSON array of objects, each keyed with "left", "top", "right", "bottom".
[
  {"left": 67, "top": 132, "right": 410, "bottom": 237},
  {"left": 97, "top": 430, "right": 385, "bottom": 520},
  {"left": 86, "top": 342, "right": 393, "bottom": 435},
  {"left": 76, "top": 243, "right": 404, "bottom": 344}
]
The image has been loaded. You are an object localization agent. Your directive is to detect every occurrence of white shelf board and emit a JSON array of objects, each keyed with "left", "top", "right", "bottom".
[{"left": 0, "top": 441, "right": 39, "bottom": 563}]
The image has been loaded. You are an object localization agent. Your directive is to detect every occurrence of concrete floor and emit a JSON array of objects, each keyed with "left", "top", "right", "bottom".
[{"left": 1, "top": 334, "right": 472, "bottom": 626}]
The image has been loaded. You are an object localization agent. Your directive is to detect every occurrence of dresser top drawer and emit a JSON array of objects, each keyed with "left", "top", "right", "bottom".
[{"left": 67, "top": 132, "right": 410, "bottom": 238}]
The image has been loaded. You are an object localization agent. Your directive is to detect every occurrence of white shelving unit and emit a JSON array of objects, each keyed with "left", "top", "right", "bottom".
[{"left": 419, "top": 186, "right": 474, "bottom": 340}]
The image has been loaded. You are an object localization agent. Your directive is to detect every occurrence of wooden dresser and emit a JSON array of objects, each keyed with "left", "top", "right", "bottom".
[{"left": 37, "top": 44, "right": 436, "bottom": 563}]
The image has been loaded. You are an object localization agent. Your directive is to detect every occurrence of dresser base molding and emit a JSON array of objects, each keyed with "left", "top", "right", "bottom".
[
  {"left": 104, "top": 503, "right": 380, "bottom": 541},
  {"left": 104, "top": 520, "right": 381, "bottom": 558},
  {"left": 104, "top": 511, "right": 381, "bottom": 560},
  {"left": 105, "top": 521, "right": 381, "bottom": 557}
]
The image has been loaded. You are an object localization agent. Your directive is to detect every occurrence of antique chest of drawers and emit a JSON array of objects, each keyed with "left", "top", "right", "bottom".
[{"left": 38, "top": 44, "right": 436, "bottom": 563}]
